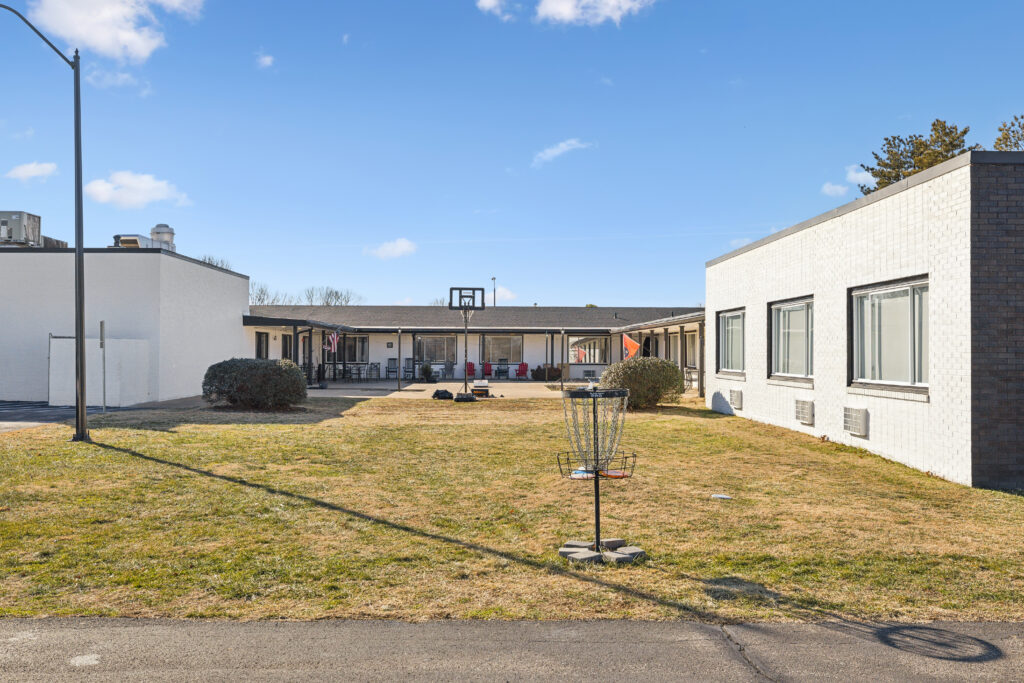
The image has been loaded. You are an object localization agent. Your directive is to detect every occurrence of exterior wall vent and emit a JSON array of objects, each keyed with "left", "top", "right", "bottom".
[
  {"left": 582, "top": 369, "right": 597, "bottom": 379},
  {"left": 795, "top": 399, "right": 814, "bottom": 426},
  {"left": 729, "top": 389, "right": 743, "bottom": 410},
  {"left": 843, "top": 407, "right": 868, "bottom": 437}
]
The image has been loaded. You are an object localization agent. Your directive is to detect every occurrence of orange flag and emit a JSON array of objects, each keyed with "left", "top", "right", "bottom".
[{"left": 622, "top": 335, "right": 640, "bottom": 360}]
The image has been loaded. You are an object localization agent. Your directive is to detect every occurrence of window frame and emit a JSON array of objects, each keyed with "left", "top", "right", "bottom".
[
  {"left": 684, "top": 331, "right": 698, "bottom": 369},
  {"left": 848, "top": 275, "right": 929, "bottom": 389},
  {"left": 482, "top": 335, "right": 524, "bottom": 364},
  {"left": 768, "top": 296, "right": 814, "bottom": 380},
  {"left": 567, "top": 335, "right": 611, "bottom": 364},
  {"left": 255, "top": 331, "right": 269, "bottom": 360},
  {"left": 716, "top": 308, "right": 745, "bottom": 374},
  {"left": 415, "top": 334, "right": 457, "bottom": 364}
]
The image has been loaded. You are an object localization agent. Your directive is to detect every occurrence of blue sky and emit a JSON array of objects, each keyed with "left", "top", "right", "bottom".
[{"left": 2, "top": 0, "right": 1022, "bottom": 306}]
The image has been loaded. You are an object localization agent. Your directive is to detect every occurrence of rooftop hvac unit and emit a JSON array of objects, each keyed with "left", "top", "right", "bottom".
[
  {"left": 794, "top": 399, "right": 814, "bottom": 426},
  {"left": 729, "top": 389, "right": 743, "bottom": 410},
  {"left": 843, "top": 407, "right": 868, "bottom": 437},
  {"left": 0, "top": 212, "right": 42, "bottom": 245}
]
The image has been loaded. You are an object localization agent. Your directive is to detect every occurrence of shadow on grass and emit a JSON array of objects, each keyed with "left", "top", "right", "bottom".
[
  {"left": 87, "top": 398, "right": 369, "bottom": 433},
  {"left": 642, "top": 405, "right": 730, "bottom": 420},
  {"left": 90, "top": 440, "right": 1005, "bottom": 663}
]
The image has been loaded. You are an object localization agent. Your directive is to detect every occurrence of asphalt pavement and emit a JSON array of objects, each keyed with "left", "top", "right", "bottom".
[{"left": 1, "top": 618, "right": 1021, "bottom": 681}]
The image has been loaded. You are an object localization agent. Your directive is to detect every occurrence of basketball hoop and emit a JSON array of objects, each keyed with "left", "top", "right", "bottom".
[
  {"left": 449, "top": 287, "right": 485, "bottom": 397},
  {"left": 556, "top": 387, "right": 644, "bottom": 564}
]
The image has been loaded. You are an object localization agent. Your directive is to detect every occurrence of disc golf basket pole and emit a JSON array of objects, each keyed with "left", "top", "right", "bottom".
[{"left": 557, "top": 388, "right": 635, "bottom": 553}]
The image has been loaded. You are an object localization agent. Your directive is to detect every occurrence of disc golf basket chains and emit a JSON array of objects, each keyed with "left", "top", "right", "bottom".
[{"left": 556, "top": 388, "right": 644, "bottom": 564}]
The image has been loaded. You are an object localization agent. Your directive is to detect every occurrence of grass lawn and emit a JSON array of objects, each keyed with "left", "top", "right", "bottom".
[{"left": 2, "top": 396, "right": 1023, "bottom": 623}]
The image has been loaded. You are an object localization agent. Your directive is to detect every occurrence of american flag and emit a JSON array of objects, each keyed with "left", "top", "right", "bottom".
[{"left": 324, "top": 331, "right": 340, "bottom": 353}]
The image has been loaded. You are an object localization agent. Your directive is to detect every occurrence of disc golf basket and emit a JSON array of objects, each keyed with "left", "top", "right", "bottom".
[{"left": 556, "top": 388, "right": 644, "bottom": 564}]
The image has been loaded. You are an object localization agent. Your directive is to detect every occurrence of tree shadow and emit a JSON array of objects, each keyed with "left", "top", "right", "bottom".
[
  {"left": 643, "top": 405, "right": 730, "bottom": 420},
  {"left": 84, "top": 398, "right": 369, "bottom": 433},
  {"left": 695, "top": 578, "right": 1003, "bottom": 663},
  {"left": 90, "top": 440, "right": 716, "bottom": 621}
]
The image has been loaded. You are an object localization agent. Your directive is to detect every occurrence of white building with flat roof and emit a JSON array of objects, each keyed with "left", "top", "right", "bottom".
[{"left": 704, "top": 151, "right": 1024, "bottom": 489}]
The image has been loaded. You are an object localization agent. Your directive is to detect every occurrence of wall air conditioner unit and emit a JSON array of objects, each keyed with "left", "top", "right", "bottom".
[
  {"left": 582, "top": 369, "right": 597, "bottom": 379},
  {"left": 729, "top": 389, "right": 743, "bottom": 410},
  {"left": 843, "top": 407, "right": 868, "bottom": 437},
  {"left": 794, "top": 399, "right": 814, "bottom": 426}
]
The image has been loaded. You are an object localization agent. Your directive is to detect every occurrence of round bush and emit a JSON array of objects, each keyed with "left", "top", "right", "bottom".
[
  {"left": 202, "top": 358, "right": 307, "bottom": 409},
  {"left": 530, "top": 364, "right": 562, "bottom": 381},
  {"left": 599, "top": 357, "right": 683, "bottom": 410}
]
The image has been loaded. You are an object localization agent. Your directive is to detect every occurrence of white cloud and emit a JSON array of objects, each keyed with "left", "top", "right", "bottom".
[
  {"left": 477, "top": 0, "right": 514, "bottom": 20},
  {"left": 535, "top": 0, "right": 656, "bottom": 25},
  {"left": 821, "top": 181, "right": 849, "bottom": 197},
  {"left": 29, "top": 0, "right": 203, "bottom": 63},
  {"left": 5, "top": 162, "right": 57, "bottom": 181},
  {"left": 600, "top": 76, "right": 614, "bottom": 86},
  {"left": 256, "top": 52, "right": 274, "bottom": 69},
  {"left": 532, "top": 138, "right": 592, "bottom": 167},
  {"left": 495, "top": 285, "right": 517, "bottom": 302},
  {"left": 84, "top": 170, "right": 189, "bottom": 209},
  {"left": 729, "top": 237, "right": 752, "bottom": 249},
  {"left": 86, "top": 70, "right": 137, "bottom": 88},
  {"left": 366, "top": 237, "right": 417, "bottom": 260},
  {"left": 12, "top": 128, "right": 35, "bottom": 140},
  {"left": 845, "top": 164, "right": 874, "bottom": 187},
  {"left": 342, "top": 33, "right": 350, "bottom": 45}
]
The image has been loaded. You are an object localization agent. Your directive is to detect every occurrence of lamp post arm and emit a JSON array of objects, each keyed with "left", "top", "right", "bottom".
[{"left": 0, "top": 4, "right": 74, "bottom": 68}]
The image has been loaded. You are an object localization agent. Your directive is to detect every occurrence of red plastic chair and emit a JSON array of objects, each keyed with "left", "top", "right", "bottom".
[
  {"left": 515, "top": 362, "right": 528, "bottom": 379},
  {"left": 483, "top": 362, "right": 492, "bottom": 377},
  {"left": 465, "top": 361, "right": 475, "bottom": 378}
]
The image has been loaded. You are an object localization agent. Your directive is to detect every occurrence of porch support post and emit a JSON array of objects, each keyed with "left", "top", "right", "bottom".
[
  {"left": 397, "top": 329, "right": 402, "bottom": 390},
  {"left": 559, "top": 329, "right": 565, "bottom": 390},
  {"left": 305, "top": 328, "right": 313, "bottom": 385},
  {"left": 698, "top": 320, "right": 706, "bottom": 398},
  {"left": 342, "top": 333, "right": 347, "bottom": 379},
  {"left": 292, "top": 325, "right": 298, "bottom": 363}
]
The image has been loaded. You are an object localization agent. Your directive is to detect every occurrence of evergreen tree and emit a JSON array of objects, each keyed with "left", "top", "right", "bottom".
[
  {"left": 859, "top": 119, "right": 981, "bottom": 194},
  {"left": 994, "top": 115, "right": 1024, "bottom": 151}
]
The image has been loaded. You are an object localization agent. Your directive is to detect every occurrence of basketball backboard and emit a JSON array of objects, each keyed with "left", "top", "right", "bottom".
[{"left": 449, "top": 287, "right": 486, "bottom": 311}]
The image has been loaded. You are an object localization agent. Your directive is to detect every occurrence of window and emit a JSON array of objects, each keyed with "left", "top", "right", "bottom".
[
  {"left": 483, "top": 335, "right": 523, "bottom": 363},
  {"left": 717, "top": 310, "right": 745, "bottom": 372},
  {"left": 568, "top": 336, "right": 610, "bottom": 364},
  {"left": 255, "top": 332, "right": 269, "bottom": 359},
  {"left": 771, "top": 299, "right": 813, "bottom": 377},
  {"left": 684, "top": 332, "right": 698, "bottom": 368},
  {"left": 281, "top": 334, "right": 292, "bottom": 360},
  {"left": 341, "top": 335, "right": 369, "bottom": 363},
  {"left": 416, "top": 335, "right": 456, "bottom": 363},
  {"left": 853, "top": 280, "right": 928, "bottom": 385},
  {"left": 669, "top": 333, "right": 680, "bottom": 364}
]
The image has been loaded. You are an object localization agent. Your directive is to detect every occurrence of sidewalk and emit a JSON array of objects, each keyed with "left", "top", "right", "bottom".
[{"left": 1, "top": 618, "right": 1020, "bottom": 681}]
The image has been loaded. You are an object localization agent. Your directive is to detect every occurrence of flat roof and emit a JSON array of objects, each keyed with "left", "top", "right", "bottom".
[
  {"left": 0, "top": 246, "right": 249, "bottom": 280},
  {"left": 612, "top": 310, "right": 705, "bottom": 333},
  {"left": 706, "top": 150, "right": 1024, "bottom": 268}
]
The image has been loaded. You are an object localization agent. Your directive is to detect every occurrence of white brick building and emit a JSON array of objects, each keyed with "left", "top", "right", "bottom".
[{"left": 705, "top": 151, "right": 1024, "bottom": 489}]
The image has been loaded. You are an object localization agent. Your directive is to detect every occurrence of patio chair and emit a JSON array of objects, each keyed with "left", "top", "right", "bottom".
[
  {"left": 443, "top": 360, "right": 454, "bottom": 379},
  {"left": 368, "top": 362, "right": 381, "bottom": 380},
  {"left": 386, "top": 358, "right": 398, "bottom": 379},
  {"left": 403, "top": 358, "right": 415, "bottom": 380},
  {"left": 514, "top": 362, "right": 528, "bottom": 380},
  {"left": 465, "top": 361, "right": 475, "bottom": 379},
  {"left": 483, "top": 362, "right": 492, "bottom": 378}
]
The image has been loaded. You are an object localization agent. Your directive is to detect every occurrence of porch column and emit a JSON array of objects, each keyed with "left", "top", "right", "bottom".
[
  {"left": 397, "top": 329, "right": 402, "bottom": 390},
  {"left": 697, "top": 320, "right": 705, "bottom": 398},
  {"left": 342, "top": 333, "right": 347, "bottom": 379},
  {"left": 663, "top": 328, "right": 669, "bottom": 360},
  {"left": 677, "top": 326, "right": 685, "bottom": 374},
  {"left": 292, "top": 325, "right": 299, "bottom": 363}
]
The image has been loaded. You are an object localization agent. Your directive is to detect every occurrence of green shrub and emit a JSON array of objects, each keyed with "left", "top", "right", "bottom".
[
  {"left": 202, "top": 358, "right": 306, "bottom": 409},
  {"left": 600, "top": 357, "right": 683, "bottom": 410},
  {"left": 530, "top": 364, "right": 562, "bottom": 381},
  {"left": 420, "top": 363, "right": 434, "bottom": 381}
]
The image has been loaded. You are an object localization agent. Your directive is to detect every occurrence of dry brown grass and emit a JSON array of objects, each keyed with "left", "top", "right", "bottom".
[{"left": 1, "top": 396, "right": 1023, "bottom": 622}]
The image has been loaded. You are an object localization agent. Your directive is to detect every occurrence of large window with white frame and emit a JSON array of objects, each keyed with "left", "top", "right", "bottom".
[
  {"left": 684, "top": 331, "right": 698, "bottom": 368},
  {"left": 853, "top": 279, "right": 928, "bottom": 385},
  {"left": 717, "top": 309, "right": 745, "bottom": 372},
  {"left": 416, "top": 335, "right": 456, "bottom": 364},
  {"left": 771, "top": 299, "right": 813, "bottom": 377}
]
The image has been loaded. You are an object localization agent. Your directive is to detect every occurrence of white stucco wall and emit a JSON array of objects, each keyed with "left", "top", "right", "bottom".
[
  {"left": 0, "top": 250, "right": 248, "bottom": 405},
  {"left": 49, "top": 338, "right": 151, "bottom": 407},
  {"left": 704, "top": 164, "right": 973, "bottom": 484}
]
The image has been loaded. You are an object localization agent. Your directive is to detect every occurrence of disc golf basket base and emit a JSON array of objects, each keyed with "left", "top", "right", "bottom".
[{"left": 556, "top": 388, "right": 644, "bottom": 564}]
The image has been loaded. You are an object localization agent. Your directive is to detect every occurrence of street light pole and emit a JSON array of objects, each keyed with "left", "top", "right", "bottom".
[
  {"left": 491, "top": 277, "right": 496, "bottom": 307},
  {"left": 0, "top": 5, "right": 88, "bottom": 441}
]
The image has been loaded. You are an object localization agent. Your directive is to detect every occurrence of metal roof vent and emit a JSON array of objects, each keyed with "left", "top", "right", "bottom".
[{"left": 150, "top": 223, "right": 176, "bottom": 252}]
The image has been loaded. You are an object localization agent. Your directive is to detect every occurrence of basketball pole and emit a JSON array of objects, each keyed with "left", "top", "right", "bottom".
[{"left": 462, "top": 310, "right": 469, "bottom": 395}]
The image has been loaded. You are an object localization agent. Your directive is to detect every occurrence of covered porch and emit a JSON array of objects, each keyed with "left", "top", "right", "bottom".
[{"left": 612, "top": 311, "right": 706, "bottom": 396}]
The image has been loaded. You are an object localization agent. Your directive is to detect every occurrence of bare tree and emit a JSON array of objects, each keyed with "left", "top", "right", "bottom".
[
  {"left": 200, "top": 254, "right": 231, "bottom": 269},
  {"left": 302, "top": 286, "right": 362, "bottom": 306},
  {"left": 430, "top": 296, "right": 447, "bottom": 306},
  {"left": 250, "top": 281, "right": 298, "bottom": 305}
]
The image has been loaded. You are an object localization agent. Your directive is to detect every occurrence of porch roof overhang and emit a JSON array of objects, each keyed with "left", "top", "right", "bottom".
[
  {"left": 611, "top": 311, "right": 705, "bottom": 334},
  {"left": 242, "top": 315, "right": 357, "bottom": 332},
  {"left": 242, "top": 317, "right": 627, "bottom": 335}
]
